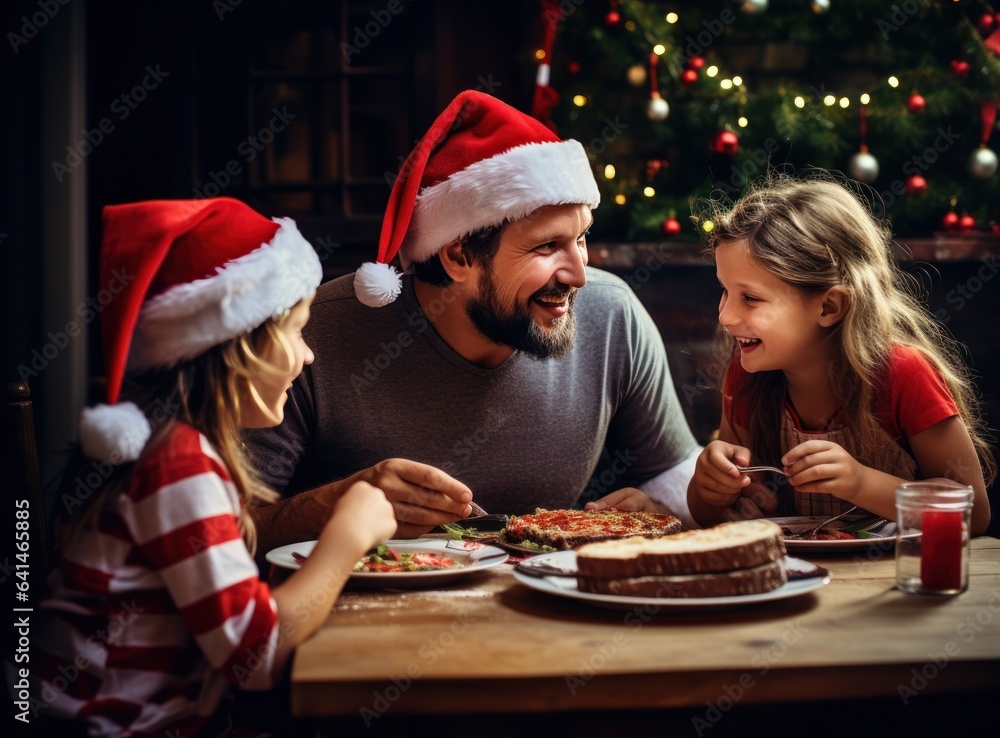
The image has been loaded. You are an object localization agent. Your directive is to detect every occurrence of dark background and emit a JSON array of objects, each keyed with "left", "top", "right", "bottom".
[{"left": 3, "top": 0, "right": 997, "bottom": 536}]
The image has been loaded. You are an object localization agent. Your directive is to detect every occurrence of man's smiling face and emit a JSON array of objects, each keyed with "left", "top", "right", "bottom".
[{"left": 466, "top": 204, "right": 592, "bottom": 359}]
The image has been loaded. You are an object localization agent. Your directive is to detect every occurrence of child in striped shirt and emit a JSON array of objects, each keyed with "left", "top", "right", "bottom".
[{"left": 36, "top": 198, "right": 396, "bottom": 737}]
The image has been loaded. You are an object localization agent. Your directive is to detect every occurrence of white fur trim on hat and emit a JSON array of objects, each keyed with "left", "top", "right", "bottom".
[
  {"left": 401, "top": 139, "right": 600, "bottom": 269},
  {"left": 354, "top": 262, "right": 402, "bottom": 307},
  {"left": 127, "top": 218, "right": 322, "bottom": 373},
  {"left": 80, "top": 402, "right": 152, "bottom": 463}
]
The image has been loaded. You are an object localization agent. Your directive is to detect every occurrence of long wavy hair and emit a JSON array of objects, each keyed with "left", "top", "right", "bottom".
[
  {"left": 55, "top": 306, "right": 303, "bottom": 557},
  {"left": 698, "top": 171, "right": 995, "bottom": 486}
]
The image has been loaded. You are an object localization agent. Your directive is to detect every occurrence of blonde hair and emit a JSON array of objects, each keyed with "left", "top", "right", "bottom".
[
  {"left": 56, "top": 305, "right": 303, "bottom": 557},
  {"left": 698, "top": 171, "right": 995, "bottom": 485}
]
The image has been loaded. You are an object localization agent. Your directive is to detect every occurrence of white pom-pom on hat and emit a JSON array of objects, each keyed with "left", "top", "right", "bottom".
[
  {"left": 79, "top": 402, "right": 152, "bottom": 463},
  {"left": 354, "top": 262, "right": 402, "bottom": 308}
]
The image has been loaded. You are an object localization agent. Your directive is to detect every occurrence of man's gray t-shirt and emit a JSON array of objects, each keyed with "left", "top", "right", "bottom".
[{"left": 246, "top": 267, "right": 697, "bottom": 514}]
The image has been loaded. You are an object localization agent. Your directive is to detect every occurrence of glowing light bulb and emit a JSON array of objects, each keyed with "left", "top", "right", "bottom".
[
  {"left": 604, "top": 164, "right": 616, "bottom": 179},
  {"left": 706, "top": 66, "right": 719, "bottom": 78},
  {"left": 721, "top": 79, "right": 733, "bottom": 90},
  {"left": 738, "top": 117, "right": 748, "bottom": 127},
  {"left": 535, "top": 49, "right": 545, "bottom": 60},
  {"left": 823, "top": 95, "right": 836, "bottom": 106},
  {"left": 732, "top": 76, "right": 743, "bottom": 87},
  {"left": 839, "top": 97, "right": 850, "bottom": 108},
  {"left": 666, "top": 12, "right": 678, "bottom": 23},
  {"left": 701, "top": 220, "right": 715, "bottom": 233},
  {"left": 643, "top": 186, "right": 655, "bottom": 197},
  {"left": 653, "top": 44, "right": 666, "bottom": 56},
  {"left": 573, "top": 95, "right": 587, "bottom": 107},
  {"left": 888, "top": 76, "right": 899, "bottom": 88},
  {"left": 860, "top": 93, "right": 871, "bottom": 105},
  {"left": 614, "top": 194, "right": 627, "bottom": 205},
  {"left": 794, "top": 96, "right": 806, "bottom": 108}
]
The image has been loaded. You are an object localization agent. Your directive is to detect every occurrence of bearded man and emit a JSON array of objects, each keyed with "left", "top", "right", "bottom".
[{"left": 245, "top": 91, "right": 701, "bottom": 549}]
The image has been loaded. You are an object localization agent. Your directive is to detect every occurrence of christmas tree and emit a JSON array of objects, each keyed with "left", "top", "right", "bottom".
[{"left": 532, "top": 0, "right": 1000, "bottom": 242}]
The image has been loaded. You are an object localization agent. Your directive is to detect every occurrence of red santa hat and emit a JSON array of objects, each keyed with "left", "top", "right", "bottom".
[
  {"left": 354, "top": 90, "right": 600, "bottom": 307},
  {"left": 79, "top": 197, "right": 322, "bottom": 462}
]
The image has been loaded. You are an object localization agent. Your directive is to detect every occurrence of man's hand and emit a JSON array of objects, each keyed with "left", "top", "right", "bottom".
[
  {"left": 350, "top": 458, "right": 474, "bottom": 538},
  {"left": 585, "top": 487, "right": 672, "bottom": 514}
]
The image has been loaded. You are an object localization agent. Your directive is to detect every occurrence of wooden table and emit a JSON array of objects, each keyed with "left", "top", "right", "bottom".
[{"left": 289, "top": 537, "right": 1000, "bottom": 734}]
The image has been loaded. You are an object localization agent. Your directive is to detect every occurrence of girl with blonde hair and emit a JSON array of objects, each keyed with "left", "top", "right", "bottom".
[
  {"left": 688, "top": 173, "right": 994, "bottom": 535},
  {"left": 36, "top": 198, "right": 396, "bottom": 736}
]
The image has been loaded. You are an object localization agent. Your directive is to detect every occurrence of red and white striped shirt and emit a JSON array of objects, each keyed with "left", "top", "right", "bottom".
[{"left": 37, "top": 423, "right": 281, "bottom": 737}]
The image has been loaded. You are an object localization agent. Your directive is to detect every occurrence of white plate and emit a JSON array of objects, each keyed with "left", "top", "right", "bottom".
[
  {"left": 512, "top": 551, "right": 830, "bottom": 610},
  {"left": 265, "top": 538, "right": 509, "bottom": 586},
  {"left": 767, "top": 516, "right": 919, "bottom": 553}
]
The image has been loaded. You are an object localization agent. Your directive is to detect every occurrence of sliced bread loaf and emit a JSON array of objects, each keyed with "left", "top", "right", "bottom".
[
  {"left": 575, "top": 519, "right": 786, "bottom": 579},
  {"left": 577, "top": 559, "right": 787, "bottom": 598}
]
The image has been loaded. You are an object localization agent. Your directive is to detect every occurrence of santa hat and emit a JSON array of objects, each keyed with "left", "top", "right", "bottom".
[
  {"left": 354, "top": 90, "right": 600, "bottom": 307},
  {"left": 79, "top": 197, "right": 322, "bottom": 463}
]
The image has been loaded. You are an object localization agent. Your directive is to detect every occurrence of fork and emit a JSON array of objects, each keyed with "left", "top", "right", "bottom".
[
  {"left": 790, "top": 505, "right": 860, "bottom": 540},
  {"left": 736, "top": 465, "right": 788, "bottom": 476}
]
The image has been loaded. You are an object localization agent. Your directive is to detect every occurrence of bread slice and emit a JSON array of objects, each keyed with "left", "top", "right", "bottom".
[
  {"left": 577, "top": 559, "right": 787, "bottom": 598},
  {"left": 503, "top": 508, "right": 683, "bottom": 550},
  {"left": 575, "top": 519, "right": 785, "bottom": 579}
]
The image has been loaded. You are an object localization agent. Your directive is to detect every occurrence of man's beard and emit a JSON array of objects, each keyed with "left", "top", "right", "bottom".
[{"left": 466, "top": 267, "right": 577, "bottom": 359}]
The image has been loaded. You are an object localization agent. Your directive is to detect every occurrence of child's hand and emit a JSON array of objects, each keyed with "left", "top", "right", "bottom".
[
  {"left": 782, "top": 441, "right": 866, "bottom": 500},
  {"left": 327, "top": 481, "right": 397, "bottom": 551},
  {"left": 692, "top": 440, "right": 753, "bottom": 507}
]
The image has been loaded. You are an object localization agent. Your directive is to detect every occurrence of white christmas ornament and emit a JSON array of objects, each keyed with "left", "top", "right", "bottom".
[
  {"left": 849, "top": 151, "right": 879, "bottom": 184},
  {"left": 646, "top": 96, "right": 670, "bottom": 121},
  {"left": 968, "top": 147, "right": 999, "bottom": 179}
]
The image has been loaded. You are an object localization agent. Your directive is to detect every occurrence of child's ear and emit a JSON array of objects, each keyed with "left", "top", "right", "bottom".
[
  {"left": 818, "top": 286, "right": 849, "bottom": 327},
  {"left": 439, "top": 240, "right": 470, "bottom": 283}
]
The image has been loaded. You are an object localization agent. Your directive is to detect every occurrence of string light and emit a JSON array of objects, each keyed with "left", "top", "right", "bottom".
[
  {"left": 794, "top": 96, "right": 806, "bottom": 108},
  {"left": 721, "top": 79, "right": 733, "bottom": 90},
  {"left": 839, "top": 97, "right": 850, "bottom": 108},
  {"left": 666, "top": 12, "right": 678, "bottom": 23},
  {"left": 706, "top": 65, "right": 719, "bottom": 77},
  {"left": 701, "top": 220, "right": 715, "bottom": 233},
  {"left": 860, "top": 93, "right": 871, "bottom": 105},
  {"left": 824, "top": 95, "right": 836, "bottom": 106},
  {"left": 534, "top": 49, "right": 546, "bottom": 60},
  {"left": 732, "top": 76, "right": 743, "bottom": 87},
  {"left": 643, "top": 186, "right": 656, "bottom": 197},
  {"left": 604, "top": 164, "right": 616, "bottom": 179},
  {"left": 738, "top": 116, "right": 748, "bottom": 127},
  {"left": 572, "top": 95, "right": 587, "bottom": 107},
  {"left": 888, "top": 76, "right": 900, "bottom": 88},
  {"left": 625, "top": 20, "right": 636, "bottom": 31},
  {"left": 614, "top": 194, "right": 627, "bottom": 205},
  {"left": 653, "top": 44, "right": 666, "bottom": 55}
]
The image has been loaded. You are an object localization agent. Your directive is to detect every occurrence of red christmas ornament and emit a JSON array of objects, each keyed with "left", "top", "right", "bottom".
[
  {"left": 959, "top": 214, "right": 976, "bottom": 231},
  {"left": 942, "top": 211, "right": 960, "bottom": 231},
  {"left": 688, "top": 56, "right": 706, "bottom": 70},
  {"left": 662, "top": 218, "right": 682, "bottom": 237},
  {"left": 710, "top": 130, "right": 740, "bottom": 156},
  {"left": 907, "top": 93, "right": 926, "bottom": 114},
  {"left": 680, "top": 68, "right": 699, "bottom": 86},
  {"left": 605, "top": 9, "right": 621, "bottom": 26},
  {"left": 645, "top": 159, "right": 667, "bottom": 178},
  {"left": 567, "top": 61, "right": 581, "bottom": 74},
  {"left": 951, "top": 59, "right": 970, "bottom": 78},
  {"left": 905, "top": 175, "right": 928, "bottom": 197},
  {"left": 979, "top": 13, "right": 996, "bottom": 35}
]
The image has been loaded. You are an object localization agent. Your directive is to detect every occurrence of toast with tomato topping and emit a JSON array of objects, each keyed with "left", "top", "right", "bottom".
[{"left": 502, "top": 508, "right": 682, "bottom": 550}]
